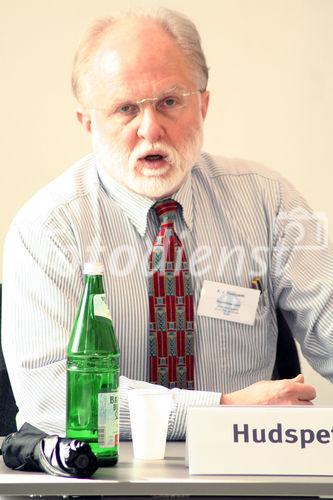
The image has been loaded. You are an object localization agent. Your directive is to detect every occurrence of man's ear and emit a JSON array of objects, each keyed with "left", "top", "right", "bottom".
[
  {"left": 76, "top": 110, "right": 92, "bottom": 133},
  {"left": 200, "top": 90, "right": 210, "bottom": 120}
]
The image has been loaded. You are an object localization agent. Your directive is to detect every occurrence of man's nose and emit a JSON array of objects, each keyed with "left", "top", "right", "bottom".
[{"left": 137, "top": 106, "right": 165, "bottom": 143}]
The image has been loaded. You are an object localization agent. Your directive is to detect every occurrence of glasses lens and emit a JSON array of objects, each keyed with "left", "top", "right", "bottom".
[{"left": 156, "top": 92, "right": 188, "bottom": 113}]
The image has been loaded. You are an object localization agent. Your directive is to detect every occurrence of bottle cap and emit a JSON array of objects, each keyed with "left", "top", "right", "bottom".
[{"left": 83, "top": 262, "right": 104, "bottom": 275}]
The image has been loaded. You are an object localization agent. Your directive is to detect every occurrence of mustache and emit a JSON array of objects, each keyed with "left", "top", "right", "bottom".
[{"left": 129, "top": 142, "right": 178, "bottom": 167}]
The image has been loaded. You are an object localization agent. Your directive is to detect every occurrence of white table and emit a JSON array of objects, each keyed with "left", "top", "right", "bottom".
[{"left": 1, "top": 441, "right": 333, "bottom": 498}]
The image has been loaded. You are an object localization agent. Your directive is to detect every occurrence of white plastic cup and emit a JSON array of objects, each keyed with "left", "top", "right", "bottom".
[{"left": 128, "top": 388, "right": 172, "bottom": 460}]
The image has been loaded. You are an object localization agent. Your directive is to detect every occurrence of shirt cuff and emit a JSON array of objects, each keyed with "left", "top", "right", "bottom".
[{"left": 168, "top": 388, "right": 221, "bottom": 440}]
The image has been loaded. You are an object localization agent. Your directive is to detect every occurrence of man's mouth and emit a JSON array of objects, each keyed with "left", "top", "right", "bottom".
[
  {"left": 139, "top": 151, "right": 168, "bottom": 163},
  {"left": 144, "top": 154, "right": 165, "bottom": 161},
  {"left": 136, "top": 151, "right": 170, "bottom": 176}
]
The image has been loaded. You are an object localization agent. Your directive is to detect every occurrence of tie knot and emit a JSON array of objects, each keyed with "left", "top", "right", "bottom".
[{"left": 154, "top": 199, "right": 178, "bottom": 225}]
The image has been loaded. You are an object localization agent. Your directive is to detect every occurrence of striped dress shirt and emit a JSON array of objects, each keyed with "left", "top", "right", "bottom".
[{"left": 2, "top": 152, "right": 333, "bottom": 439}]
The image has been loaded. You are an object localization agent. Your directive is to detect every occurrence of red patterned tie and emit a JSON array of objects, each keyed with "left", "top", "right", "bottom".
[{"left": 148, "top": 199, "right": 194, "bottom": 389}]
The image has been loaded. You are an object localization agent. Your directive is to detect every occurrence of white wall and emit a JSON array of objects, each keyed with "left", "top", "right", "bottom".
[{"left": 1, "top": 0, "right": 332, "bottom": 402}]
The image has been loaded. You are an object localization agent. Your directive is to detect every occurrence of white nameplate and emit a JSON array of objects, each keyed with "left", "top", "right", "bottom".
[
  {"left": 187, "top": 406, "right": 333, "bottom": 475},
  {"left": 197, "top": 280, "right": 260, "bottom": 326}
]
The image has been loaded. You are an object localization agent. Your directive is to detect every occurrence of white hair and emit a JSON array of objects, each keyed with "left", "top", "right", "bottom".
[{"left": 71, "top": 7, "right": 209, "bottom": 104}]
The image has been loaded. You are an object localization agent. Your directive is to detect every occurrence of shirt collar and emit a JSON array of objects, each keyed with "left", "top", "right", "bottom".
[
  {"left": 96, "top": 159, "right": 193, "bottom": 236},
  {"left": 171, "top": 173, "right": 193, "bottom": 232}
]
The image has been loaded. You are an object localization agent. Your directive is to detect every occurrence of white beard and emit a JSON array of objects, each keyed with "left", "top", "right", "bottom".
[{"left": 92, "top": 126, "right": 203, "bottom": 199}]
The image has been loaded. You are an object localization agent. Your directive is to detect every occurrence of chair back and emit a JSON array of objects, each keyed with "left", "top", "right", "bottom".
[
  {"left": 0, "top": 283, "right": 18, "bottom": 435},
  {"left": 272, "top": 308, "right": 301, "bottom": 379}
]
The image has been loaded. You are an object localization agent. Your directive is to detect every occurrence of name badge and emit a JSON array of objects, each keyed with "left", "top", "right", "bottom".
[{"left": 197, "top": 280, "right": 260, "bottom": 326}]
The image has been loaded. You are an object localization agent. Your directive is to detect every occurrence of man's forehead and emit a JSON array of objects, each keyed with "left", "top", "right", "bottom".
[
  {"left": 93, "top": 22, "right": 190, "bottom": 75},
  {"left": 93, "top": 81, "right": 189, "bottom": 102}
]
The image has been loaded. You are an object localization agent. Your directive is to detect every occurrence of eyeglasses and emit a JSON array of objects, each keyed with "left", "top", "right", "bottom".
[{"left": 89, "top": 87, "right": 204, "bottom": 123}]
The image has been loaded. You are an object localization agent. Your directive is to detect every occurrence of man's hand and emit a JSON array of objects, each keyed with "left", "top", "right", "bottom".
[{"left": 220, "top": 374, "right": 316, "bottom": 405}]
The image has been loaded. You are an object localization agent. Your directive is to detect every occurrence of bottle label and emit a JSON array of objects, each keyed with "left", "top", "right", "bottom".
[
  {"left": 98, "top": 391, "right": 119, "bottom": 448},
  {"left": 93, "top": 294, "right": 111, "bottom": 319}
]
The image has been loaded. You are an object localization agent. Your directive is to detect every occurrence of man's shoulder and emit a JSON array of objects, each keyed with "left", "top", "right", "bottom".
[
  {"left": 195, "top": 152, "right": 282, "bottom": 183},
  {"left": 11, "top": 154, "right": 99, "bottom": 227}
]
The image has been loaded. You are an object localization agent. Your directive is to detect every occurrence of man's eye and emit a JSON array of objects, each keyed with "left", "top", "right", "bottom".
[
  {"left": 158, "top": 96, "right": 181, "bottom": 110},
  {"left": 116, "top": 103, "right": 139, "bottom": 115}
]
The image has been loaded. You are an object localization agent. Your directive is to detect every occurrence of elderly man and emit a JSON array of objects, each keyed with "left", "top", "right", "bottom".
[{"left": 2, "top": 8, "right": 332, "bottom": 439}]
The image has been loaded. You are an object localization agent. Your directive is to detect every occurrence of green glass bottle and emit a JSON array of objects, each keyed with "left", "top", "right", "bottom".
[{"left": 66, "top": 262, "right": 120, "bottom": 466}]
